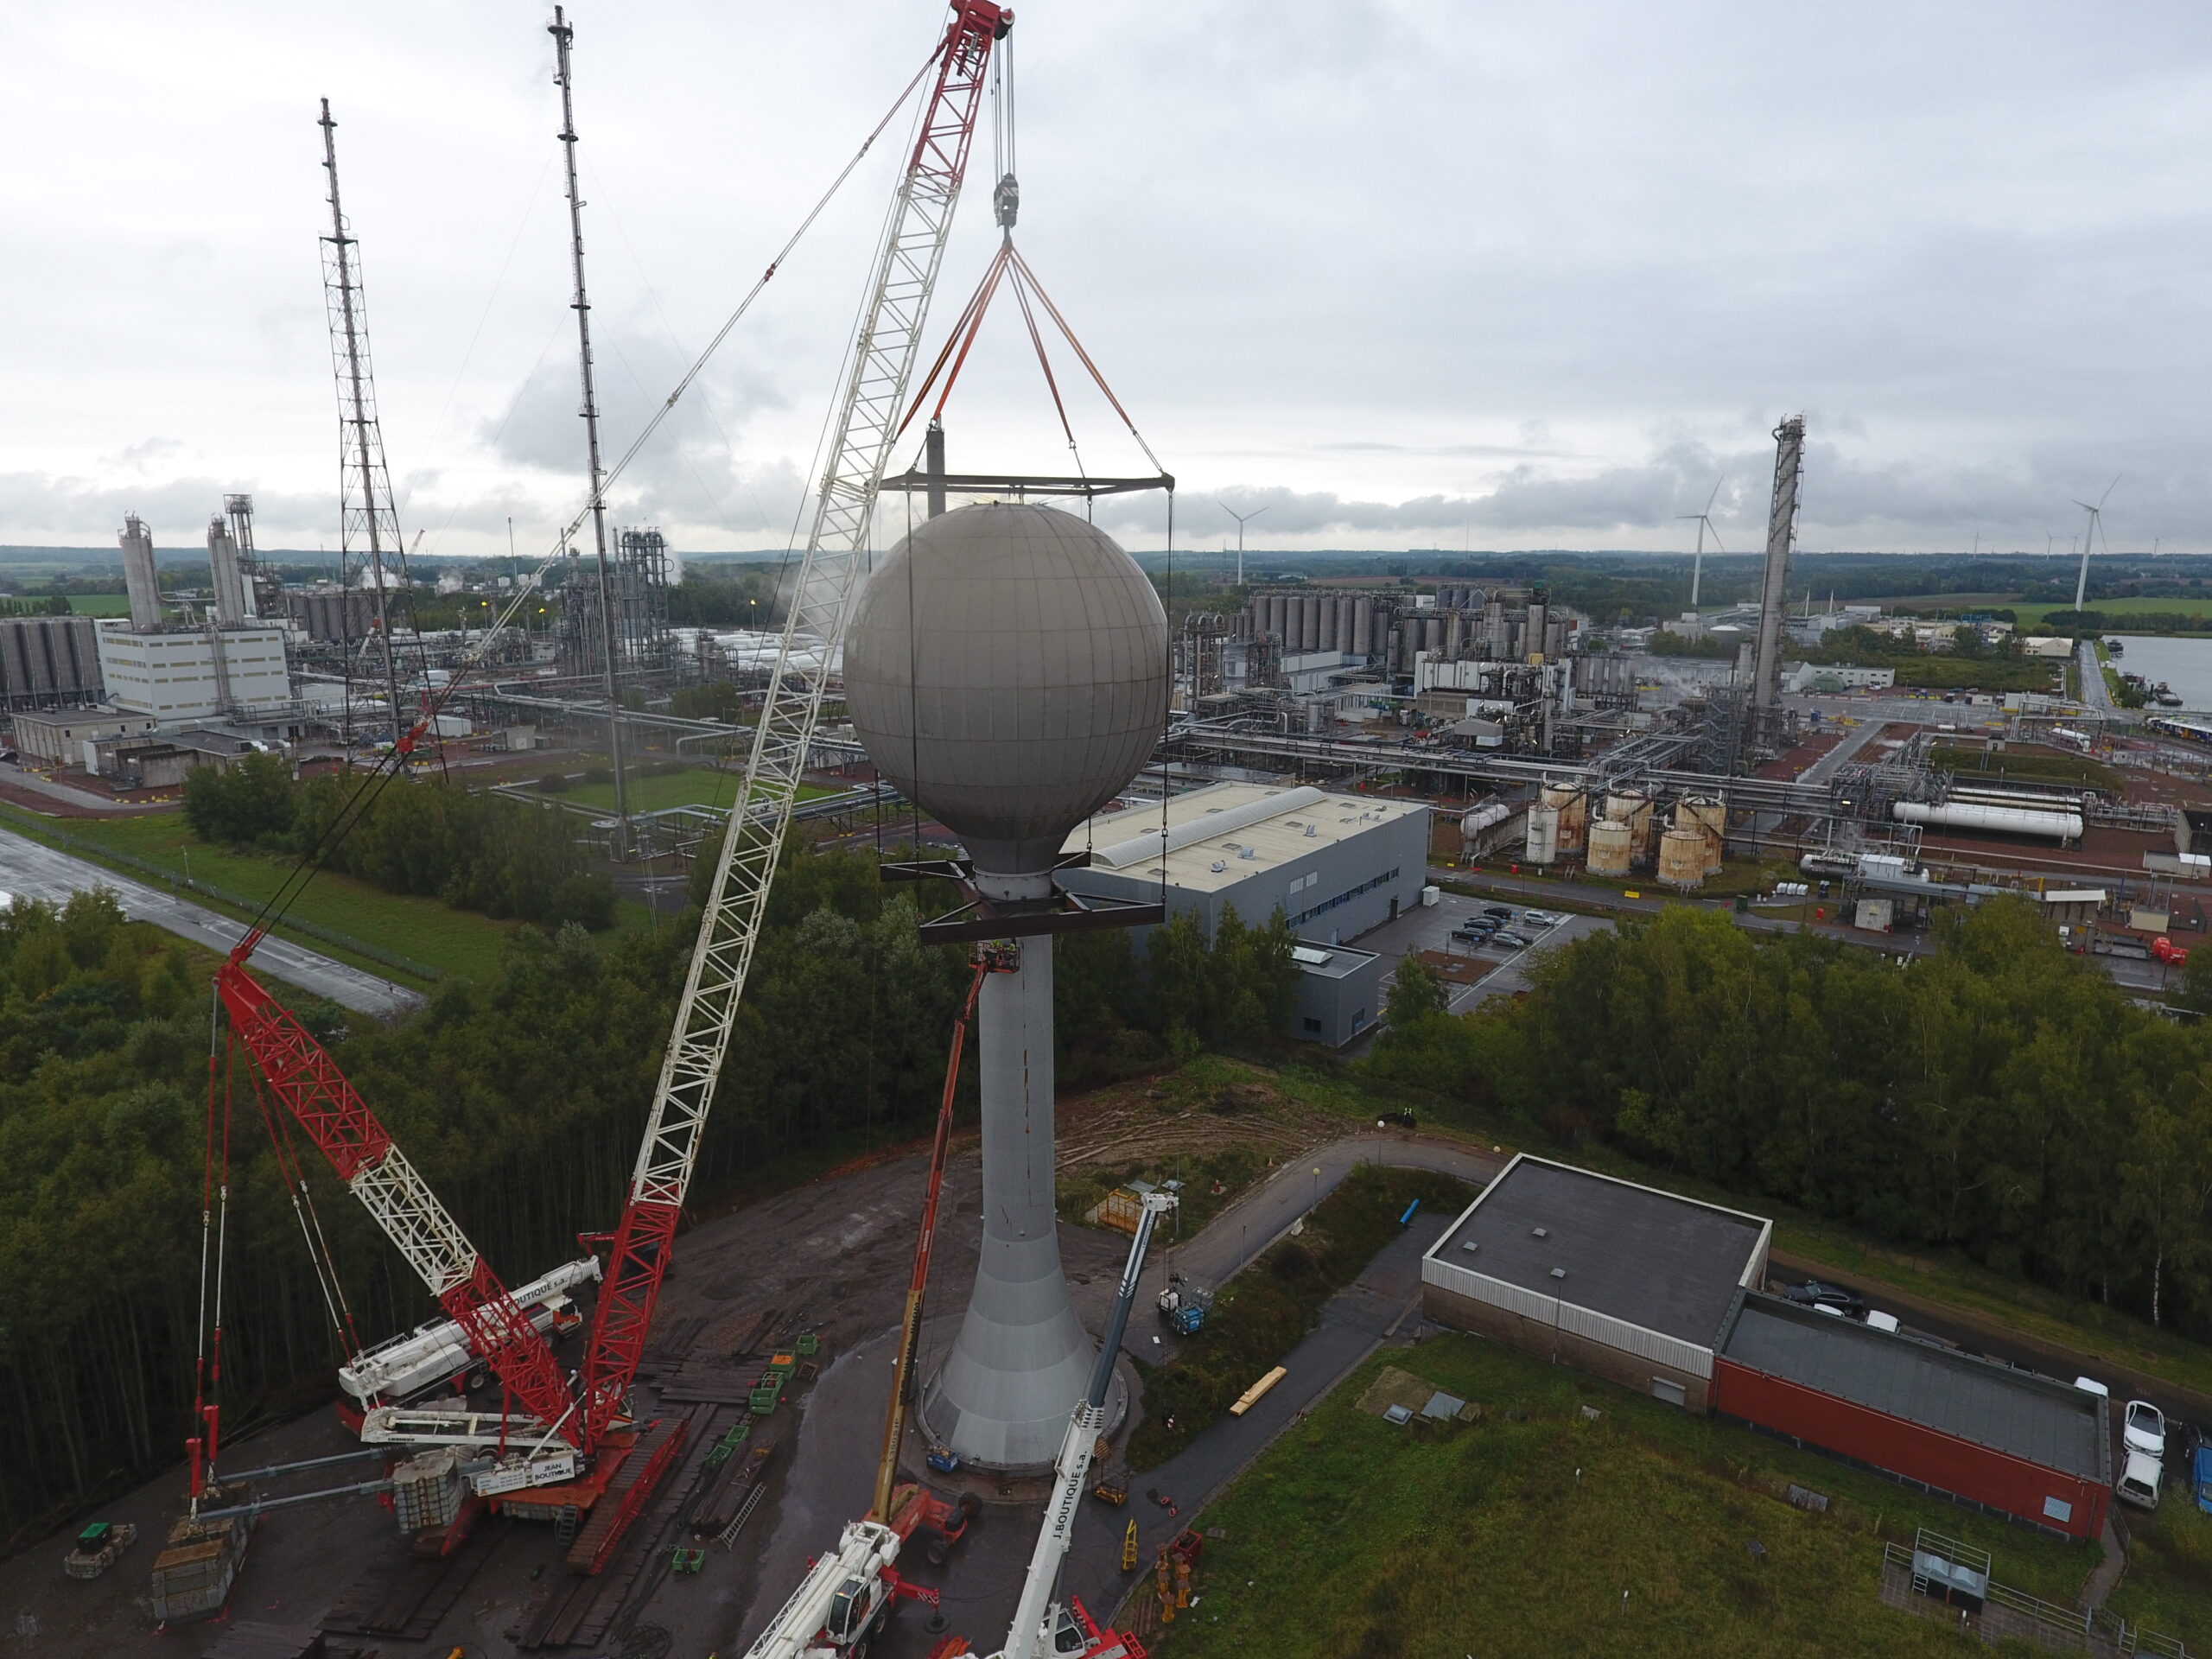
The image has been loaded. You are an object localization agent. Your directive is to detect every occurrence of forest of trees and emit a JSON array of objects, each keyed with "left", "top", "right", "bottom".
[
  {"left": 0, "top": 842, "right": 1301, "bottom": 1541},
  {"left": 185, "top": 757, "right": 617, "bottom": 930},
  {"left": 1371, "top": 900, "right": 2212, "bottom": 1337}
]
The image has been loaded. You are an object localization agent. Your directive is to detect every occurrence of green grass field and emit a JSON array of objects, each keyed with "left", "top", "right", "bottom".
[
  {"left": 2034, "top": 597, "right": 2212, "bottom": 622},
  {"left": 51, "top": 811, "right": 516, "bottom": 982},
  {"left": 554, "top": 768, "right": 837, "bottom": 814},
  {"left": 1149, "top": 1334, "right": 2105, "bottom": 1659},
  {"left": 62, "top": 593, "right": 133, "bottom": 616}
]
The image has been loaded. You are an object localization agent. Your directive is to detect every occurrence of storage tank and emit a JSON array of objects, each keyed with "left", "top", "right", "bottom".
[
  {"left": 1657, "top": 828, "right": 1707, "bottom": 890},
  {"left": 1320, "top": 595, "right": 1340, "bottom": 653},
  {"left": 1605, "top": 790, "right": 1656, "bottom": 861},
  {"left": 1524, "top": 804, "right": 1560, "bottom": 865},
  {"left": 1893, "top": 800, "right": 2083, "bottom": 842},
  {"left": 1353, "top": 595, "right": 1374, "bottom": 658},
  {"left": 1461, "top": 801, "right": 1511, "bottom": 843},
  {"left": 1541, "top": 783, "right": 1587, "bottom": 855},
  {"left": 1422, "top": 616, "right": 1445, "bottom": 652},
  {"left": 1586, "top": 818, "right": 1634, "bottom": 876},
  {"left": 1675, "top": 795, "right": 1728, "bottom": 874}
]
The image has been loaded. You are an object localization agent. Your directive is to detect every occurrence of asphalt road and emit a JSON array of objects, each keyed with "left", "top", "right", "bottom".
[
  {"left": 0, "top": 823, "right": 423, "bottom": 1017},
  {"left": 1061, "top": 1210, "right": 1456, "bottom": 1627}
]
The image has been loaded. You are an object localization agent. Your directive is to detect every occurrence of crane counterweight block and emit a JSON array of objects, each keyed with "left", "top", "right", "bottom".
[{"left": 213, "top": 960, "right": 582, "bottom": 1443}]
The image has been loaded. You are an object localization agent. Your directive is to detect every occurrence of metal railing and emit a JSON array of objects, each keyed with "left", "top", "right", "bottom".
[{"left": 1880, "top": 1538, "right": 2192, "bottom": 1658}]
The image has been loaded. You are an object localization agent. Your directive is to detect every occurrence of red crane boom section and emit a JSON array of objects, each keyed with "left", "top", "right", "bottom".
[
  {"left": 570, "top": 0, "right": 1012, "bottom": 1451},
  {"left": 213, "top": 957, "right": 580, "bottom": 1441}
]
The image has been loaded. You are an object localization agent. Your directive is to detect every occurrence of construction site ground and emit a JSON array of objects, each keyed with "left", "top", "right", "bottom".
[{"left": 0, "top": 1066, "right": 1436, "bottom": 1659}]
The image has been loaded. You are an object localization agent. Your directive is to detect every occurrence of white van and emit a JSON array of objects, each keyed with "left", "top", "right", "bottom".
[{"left": 2118, "top": 1448, "right": 2164, "bottom": 1511}]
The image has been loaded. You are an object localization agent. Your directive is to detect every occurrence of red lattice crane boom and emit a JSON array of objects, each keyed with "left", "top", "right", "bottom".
[{"left": 214, "top": 957, "right": 582, "bottom": 1442}]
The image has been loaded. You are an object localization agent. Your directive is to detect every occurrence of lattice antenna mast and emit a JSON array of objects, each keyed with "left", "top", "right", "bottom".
[
  {"left": 550, "top": 9, "right": 630, "bottom": 842},
  {"left": 319, "top": 100, "right": 410, "bottom": 743},
  {"left": 575, "top": 0, "right": 1014, "bottom": 1446}
]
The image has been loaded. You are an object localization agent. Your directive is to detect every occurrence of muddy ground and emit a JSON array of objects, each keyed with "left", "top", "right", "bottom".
[{"left": 0, "top": 1071, "right": 1355, "bottom": 1659}]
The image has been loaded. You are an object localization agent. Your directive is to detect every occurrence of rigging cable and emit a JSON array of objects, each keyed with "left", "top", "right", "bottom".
[{"left": 232, "top": 40, "right": 949, "bottom": 958}]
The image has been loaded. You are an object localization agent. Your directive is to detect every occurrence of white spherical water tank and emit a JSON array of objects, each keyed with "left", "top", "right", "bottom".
[
  {"left": 845, "top": 502, "right": 1167, "bottom": 899},
  {"left": 842, "top": 502, "right": 1169, "bottom": 1470}
]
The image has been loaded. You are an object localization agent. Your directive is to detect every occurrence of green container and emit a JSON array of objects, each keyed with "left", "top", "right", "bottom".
[
  {"left": 748, "top": 1381, "right": 782, "bottom": 1415},
  {"left": 794, "top": 1332, "right": 820, "bottom": 1357}
]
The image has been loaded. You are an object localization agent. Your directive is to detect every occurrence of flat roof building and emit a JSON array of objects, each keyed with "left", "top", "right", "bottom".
[
  {"left": 10, "top": 706, "right": 159, "bottom": 766},
  {"left": 1422, "top": 1154, "right": 1771, "bottom": 1410},
  {"left": 1059, "top": 782, "right": 1428, "bottom": 946},
  {"left": 1058, "top": 781, "right": 1427, "bottom": 1046},
  {"left": 1289, "top": 940, "right": 1380, "bottom": 1047},
  {"left": 1713, "top": 1292, "right": 2110, "bottom": 1541}
]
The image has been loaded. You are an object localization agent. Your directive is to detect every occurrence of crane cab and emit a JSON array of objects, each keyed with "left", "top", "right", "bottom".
[{"left": 823, "top": 1573, "right": 889, "bottom": 1649}]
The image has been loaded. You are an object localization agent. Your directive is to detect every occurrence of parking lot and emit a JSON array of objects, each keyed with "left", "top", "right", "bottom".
[{"left": 1349, "top": 886, "right": 1616, "bottom": 1017}]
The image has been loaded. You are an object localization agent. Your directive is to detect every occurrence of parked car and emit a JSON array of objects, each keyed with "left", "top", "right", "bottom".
[
  {"left": 1482, "top": 905, "right": 1515, "bottom": 921},
  {"left": 2126, "top": 1400, "right": 2168, "bottom": 1461},
  {"left": 1492, "top": 931, "right": 1534, "bottom": 950},
  {"left": 1450, "top": 925, "right": 1491, "bottom": 946},
  {"left": 1782, "top": 1280, "right": 1869, "bottom": 1319},
  {"left": 2119, "top": 1448, "right": 2164, "bottom": 1510},
  {"left": 1522, "top": 910, "right": 1563, "bottom": 928},
  {"left": 2075, "top": 1376, "right": 2111, "bottom": 1400}
]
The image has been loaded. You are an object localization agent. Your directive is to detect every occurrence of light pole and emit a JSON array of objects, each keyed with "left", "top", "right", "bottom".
[{"left": 1220, "top": 504, "right": 1268, "bottom": 587}]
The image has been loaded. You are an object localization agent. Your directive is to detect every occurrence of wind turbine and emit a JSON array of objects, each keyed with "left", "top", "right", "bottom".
[
  {"left": 1220, "top": 503, "right": 1268, "bottom": 586},
  {"left": 2072, "top": 476, "right": 2120, "bottom": 610},
  {"left": 1676, "top": 475, "right": 1726, "bottom": 610}
]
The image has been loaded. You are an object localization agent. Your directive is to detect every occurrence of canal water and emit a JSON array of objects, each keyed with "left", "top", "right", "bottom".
[{"left": 2109, "top": 635, "right": 2212, "bottom": 712}]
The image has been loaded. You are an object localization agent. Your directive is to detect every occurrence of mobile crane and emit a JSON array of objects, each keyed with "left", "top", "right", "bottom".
[
  {"left": 739, "top": 1192, "right": 1174, "bottom": 1659},
  {"left": 201, "top": 0, "right": 1014, "bottom": 1552}
]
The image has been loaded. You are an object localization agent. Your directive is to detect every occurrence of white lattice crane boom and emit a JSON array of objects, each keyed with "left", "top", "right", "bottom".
[{"left": 575, "top": 0, "right": 1013, "bottom": 1445}]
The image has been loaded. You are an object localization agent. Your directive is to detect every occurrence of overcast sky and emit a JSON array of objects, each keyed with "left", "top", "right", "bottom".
[{"left": 6, "top": 3, "right": 2211, "bottom": 563}]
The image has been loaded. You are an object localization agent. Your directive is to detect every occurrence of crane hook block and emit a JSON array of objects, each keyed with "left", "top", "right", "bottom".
[{"left": 993, "top": 172, "right": 1020, "bottom": 230}]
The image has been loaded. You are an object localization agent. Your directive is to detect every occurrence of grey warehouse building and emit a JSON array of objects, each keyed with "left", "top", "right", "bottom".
[{"left": 1059, "top": 782, "right": 1427, "bottom": 1046}]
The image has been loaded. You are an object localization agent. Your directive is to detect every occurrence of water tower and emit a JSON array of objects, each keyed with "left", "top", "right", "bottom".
[{"left": 844, "top": 500, "right": 1168, "bottom": 1469}]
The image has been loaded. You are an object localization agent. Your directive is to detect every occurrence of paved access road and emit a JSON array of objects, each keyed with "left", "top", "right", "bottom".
[{"left": 0, "top": 824, "right": 423, "bottom": 1018}]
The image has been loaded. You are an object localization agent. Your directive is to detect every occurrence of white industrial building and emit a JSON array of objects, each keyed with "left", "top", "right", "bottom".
[
  {"left": 1059, "top": 781, "right": 1429, "bottom": 1046},
  {"left": 95, "top": 621, "right": 291, "bottom": 721},
  {"left": 87, "top": 513, "right": 294, "bottom": 723}
]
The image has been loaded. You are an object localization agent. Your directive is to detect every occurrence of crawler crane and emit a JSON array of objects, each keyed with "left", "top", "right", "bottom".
[{"left": 199, "top": 1, "right": 1014, "bottom": 1560}]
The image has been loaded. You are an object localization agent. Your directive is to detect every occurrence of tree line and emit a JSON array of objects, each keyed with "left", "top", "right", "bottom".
[
  {"left": 185, "top": 756, "right": 617, "bottom": 930},
  {"left": 0, "top": 840, "right": 1300, "bottom": 1540},
  {"left": 1371, "top": 899, "right": 2212, "bottom": 1336}
]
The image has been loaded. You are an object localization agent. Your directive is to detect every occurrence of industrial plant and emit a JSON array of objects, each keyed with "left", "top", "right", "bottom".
[{"left": 6, "top": 7, "right": 2212, "bottom": 1659}]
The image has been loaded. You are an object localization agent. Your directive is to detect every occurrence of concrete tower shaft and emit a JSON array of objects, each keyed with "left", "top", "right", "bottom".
[
  {"left": 207, "top": 517, "right": 248, "bottom": 626},
  {"left": 119, "top": 515, "right": 161, "bottom": 632},
  {"left": 918, "top": 939, "right": 1096, "bottom": 1467},
  {"left": 1751, "top": 416, "right": 1805, "bottom": 713}
]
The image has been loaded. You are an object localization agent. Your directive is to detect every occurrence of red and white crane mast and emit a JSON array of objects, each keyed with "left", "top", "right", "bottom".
[
  {"left": 206, "top": 2, "right": 1011, "bottom": 1487},
  {"left": 574, "top": 0, "right": 1012, "bottom": 1446}
]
